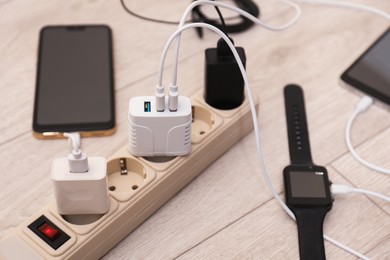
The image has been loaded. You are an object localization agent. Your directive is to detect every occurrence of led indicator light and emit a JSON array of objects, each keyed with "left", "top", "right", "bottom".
[{"left": 38, "top": 223, "right": 60, "bottom": 241}]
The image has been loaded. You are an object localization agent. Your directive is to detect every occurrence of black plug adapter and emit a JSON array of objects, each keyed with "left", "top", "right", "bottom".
[{"left": 204, "top": 38, "right": 246, "bottom": 110}]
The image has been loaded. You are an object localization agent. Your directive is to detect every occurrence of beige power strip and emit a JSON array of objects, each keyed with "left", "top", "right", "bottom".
[{"left": 0, "top": 90, "right": 258, "bottom": 259}]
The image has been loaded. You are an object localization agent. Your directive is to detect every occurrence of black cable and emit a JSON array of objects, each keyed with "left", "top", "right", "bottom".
[
  {"left": 119, "top": 0, "right": 259, "bottom": 38},
  {"left": 191, "top": 0, "right": 260, "bottom": 37},
  {"left": 120, "top": 0, "right": 239, "bottom": 26},
  {"left": 212, "top": 0, "right": 228, "bottom": 36},
  {"left": 120, "top": 0, "right": 185, "bottom": 25}
]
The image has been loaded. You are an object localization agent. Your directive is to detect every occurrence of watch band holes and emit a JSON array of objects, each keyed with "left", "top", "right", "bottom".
[{"left": 292, "top": 105, "right": 303, "bottom": 151}]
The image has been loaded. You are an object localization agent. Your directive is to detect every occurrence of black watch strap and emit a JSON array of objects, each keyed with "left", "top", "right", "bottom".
[
  {"left": 292, "top": 207, "right": 330, "bottom": 260},
  {"left": 284, "top": 84, "right": 313, "bottom": 165}
]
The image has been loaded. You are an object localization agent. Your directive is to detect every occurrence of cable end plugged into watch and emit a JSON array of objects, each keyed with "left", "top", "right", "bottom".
[
  {"left": 51, "top": 133, "right": 109, "bottom": 215},
  {"left": 331, "top": 183, "right": 390, "bottom": 202}
]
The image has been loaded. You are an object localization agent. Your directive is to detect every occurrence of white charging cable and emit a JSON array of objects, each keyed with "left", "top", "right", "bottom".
[
  {"left": 155, "top": 0, "right": 390, "bottom": 257},
  {"left": 63, "top": 132, "right": 81, "bottom": 154},
  {"left": 294, "top": 0, "right": 390, "bottom": 175},
  {"left": 346, "top": 96, "right": 390, "bottom": 175},
  {"left": 63, "top": 132, "right": 89, "bottom": 173},
  {"left": 156, "top": 0, "right": 302, "bottom": 112},
  {"left": 332, "top": 184, "right": 390, "bottom": 203},
  {"left": 160, "top": 22, "right": 369, "bottom": 259}
]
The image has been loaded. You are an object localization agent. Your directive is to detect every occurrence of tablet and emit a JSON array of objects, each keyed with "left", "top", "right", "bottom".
[{"left": 341, "top": 27, "right": 390, "bottom": 106}]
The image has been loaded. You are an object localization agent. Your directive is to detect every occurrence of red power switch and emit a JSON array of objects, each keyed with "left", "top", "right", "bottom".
[
  {"left": 38, "top": 223, "right": 60, "bottom": 241},
  {"left": 28, "top": 215, "right": 70, "bottom": 250}
]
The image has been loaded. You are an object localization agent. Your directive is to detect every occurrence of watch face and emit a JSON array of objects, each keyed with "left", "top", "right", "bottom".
[{"left": 284, "top": 165, "right": 332, "bottom": 207}]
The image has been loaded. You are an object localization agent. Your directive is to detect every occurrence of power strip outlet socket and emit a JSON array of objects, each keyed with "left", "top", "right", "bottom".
[{"left": 0, "top": 90, "right": 258, "bottom": 259}]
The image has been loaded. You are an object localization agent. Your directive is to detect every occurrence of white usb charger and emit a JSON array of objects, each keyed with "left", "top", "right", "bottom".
[
  {"left": 51, "top": 133, "right": 109, "bottom": 215},
  {"left": 128, "top": 95, "right": 192, "bottom": 156}
]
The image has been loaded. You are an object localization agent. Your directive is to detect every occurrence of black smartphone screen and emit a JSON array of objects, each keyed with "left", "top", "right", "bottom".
[
  {"left": 341, "top": 27, "right": 390, "bottom": 105},
  {"left": 33, "top": 25, "right": 115, "bottom": 135}
]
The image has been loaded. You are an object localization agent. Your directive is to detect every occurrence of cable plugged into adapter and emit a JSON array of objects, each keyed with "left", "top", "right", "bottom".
[
  {"left": 128, "top": 95, "right": 192, "bottom": 157},
  {"left": 63, "top": 133, "right": 88, "bottom": 173},
  {"left": 204, "top": 37, "right": 246, "bottom": 110},
  {"left": 51, "top": 133, "right": 109, "bottom": 215}
]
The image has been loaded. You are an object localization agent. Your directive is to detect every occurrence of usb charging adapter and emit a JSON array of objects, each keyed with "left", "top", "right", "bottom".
[
  {"left": 51, "top": 133, "right": 109, "bottom": 215},
  {"left": 204, "top": 38, "right": 246, "bottom": 110},
  {"left": 128, "top": 95, "right": 192, "bottom": 157}
]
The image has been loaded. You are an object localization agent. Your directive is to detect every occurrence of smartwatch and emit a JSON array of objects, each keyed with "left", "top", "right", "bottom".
[{"left": 283, "top": 84, "right": 333, "bottom": 260}]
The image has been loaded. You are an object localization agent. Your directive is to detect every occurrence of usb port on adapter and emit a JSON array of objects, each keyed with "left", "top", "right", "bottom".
[{"left": 144, "top": 101, "right": 151, "bottom": 112}]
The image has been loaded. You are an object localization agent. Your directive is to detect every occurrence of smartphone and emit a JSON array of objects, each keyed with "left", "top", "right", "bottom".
[
  {"left": 341, "top": 27, "right": 390, "bottom": 106},
  {"left": 33, "top": 25, "right": 115, "bottom": 139}
]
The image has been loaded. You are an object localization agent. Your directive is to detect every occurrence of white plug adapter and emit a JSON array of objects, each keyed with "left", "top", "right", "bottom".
[
  {"left": 128, "top": 95, "right": 192, "bottom": 156},
  {"left": 51, "top": 156, "right": 109, "bottom": 215}
]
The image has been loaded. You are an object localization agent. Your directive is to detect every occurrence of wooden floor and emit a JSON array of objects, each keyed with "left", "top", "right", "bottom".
[{"left": 0, "top": 0, "right": 389, "bottom": 259}]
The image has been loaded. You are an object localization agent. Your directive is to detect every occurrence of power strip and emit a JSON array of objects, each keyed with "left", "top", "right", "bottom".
[{"left": 0, "top": 90, "right": 258, "bottom": 260}]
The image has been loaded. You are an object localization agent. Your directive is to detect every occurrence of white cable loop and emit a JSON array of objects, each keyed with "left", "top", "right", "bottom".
[
  {"left": 156, "top": 0, "right": 301, "bottom": 111},
  {"left": 152, "top": 0, "right": 390, "bottom": 257},
  {"left": 345, "top": 96, "right": 390, "bottom": 175},
  {"left": 156, "top": 0, "right": 302, "bottom": 88}
]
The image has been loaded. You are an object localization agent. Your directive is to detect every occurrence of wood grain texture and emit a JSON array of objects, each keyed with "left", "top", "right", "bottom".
[{"left": 0, "top": 0, "right": 389, "bottom": 259}]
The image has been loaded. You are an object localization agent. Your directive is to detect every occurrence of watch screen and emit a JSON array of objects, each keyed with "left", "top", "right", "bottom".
[{"left": 289, "top": 171, "right": 326, "bottom": 198}]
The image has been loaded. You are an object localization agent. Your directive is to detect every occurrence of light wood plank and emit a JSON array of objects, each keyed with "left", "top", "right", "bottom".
[{"left": 0, "top": 0, "right": 389, "bottom": 259}]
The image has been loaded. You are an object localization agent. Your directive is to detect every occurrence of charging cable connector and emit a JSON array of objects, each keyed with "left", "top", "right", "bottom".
[
  {"left": 63, "top": 132, "right": 88, "bottom": 173},
  {"left": 331, "top": 184, "right": 390, "bottom": 203},
  {"left": 155, "top": 84, "right": 165, "bottom": 112},
  {"left": 355, "top": 96, "right": 373, "bottom": 113},
  {"left": 346, "top": 96, "right": 390, "bottom": 175},
  {"left": 168, "top": 83, "right": 179, "bottom": 112}
]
